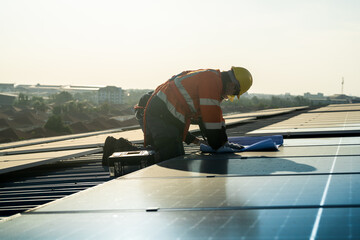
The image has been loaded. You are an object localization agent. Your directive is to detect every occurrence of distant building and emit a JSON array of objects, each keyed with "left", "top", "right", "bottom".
[
  {"left": 304, "top": 92, "right": 325, "bottom": 99},
  {"left": 98, "top": 86, "right": 123, "bottom": 104},
  {"left": 14, "top": 84, "right": 32, "bottom": 93},
  {"left": 0, "top": 83, "right": 15, "bottom": 92},
  {"left": 303, "top": 92, "right": 329, "bottom": 104},
  {"left": 12, "top": 84, "right": 102, "bottom": 99},
  {"left": 328, "top": 94, "right": 354, "bottom": 104},
  {"left": 304, "top": 92, "right": 360, "bottom": 104},
  {"left": 64, "top": 85, "right": 101, "bottom": 93},
  {"left": 2, "top": 83, "right": 125, "bottom": 105},
  {"left": 0, "top": 93, "right": 16, "bottom": 106},
  {"left": 30, "top": 84, "right": 62, "bottom": 95}
]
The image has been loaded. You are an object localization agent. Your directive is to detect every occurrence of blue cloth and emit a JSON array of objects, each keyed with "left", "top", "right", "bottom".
[{"left": 200, "top": 135, "right": 283, "bottom": 153}]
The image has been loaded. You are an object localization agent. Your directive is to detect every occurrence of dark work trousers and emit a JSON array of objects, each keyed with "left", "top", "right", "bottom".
[{"left": 145, "top": 96, "right": 185, "bottom": 162}]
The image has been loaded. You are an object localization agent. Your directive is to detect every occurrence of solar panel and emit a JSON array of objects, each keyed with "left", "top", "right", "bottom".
[
  {"left": 315, "top": 208, "right": 360, "bottom": 238},
  {"left": 325, "top": 174, "right": 360, "bottom": 205},
  {"left": 284, "top": 137, "right": 360, "bottom": 146}
]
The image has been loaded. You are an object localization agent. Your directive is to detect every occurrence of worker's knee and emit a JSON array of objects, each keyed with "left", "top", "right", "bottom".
[{"left": 151, "top": 135, "right": 183, "bottom": 161}]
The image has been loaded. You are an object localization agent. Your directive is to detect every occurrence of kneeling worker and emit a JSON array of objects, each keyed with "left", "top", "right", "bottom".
[{"left": 143, "top": 67, "right": 253, "bottom": 162}]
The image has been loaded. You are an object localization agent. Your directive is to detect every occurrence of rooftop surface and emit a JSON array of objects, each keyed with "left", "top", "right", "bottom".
[{"left": 0, "top": 104, "right": 359, "bottom": 239}]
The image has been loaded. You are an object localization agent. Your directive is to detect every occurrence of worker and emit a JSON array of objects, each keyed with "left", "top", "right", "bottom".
[{"left": 143, "top": 67, "right": 253, "bottom": 162}]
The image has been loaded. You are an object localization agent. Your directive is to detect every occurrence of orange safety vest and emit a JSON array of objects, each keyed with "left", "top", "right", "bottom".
[{"left": 154, "top": 69, "right": 226, "bottom": 142}]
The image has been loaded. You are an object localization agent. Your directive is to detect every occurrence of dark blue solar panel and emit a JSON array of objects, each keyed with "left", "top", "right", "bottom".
[
  {"left": 326, "top": 174, "right": 360, "bottom": 205},
  {"left": 316, "top": 208, "right": 360, "bottom": 239}
]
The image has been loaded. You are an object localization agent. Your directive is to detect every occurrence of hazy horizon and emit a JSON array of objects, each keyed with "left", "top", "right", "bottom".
[
  {"left": 1, "top": 0, "right": 359, "bottom": 96},
  {"left": 2, "top": 81, "right": 357, "bottom": 98}
]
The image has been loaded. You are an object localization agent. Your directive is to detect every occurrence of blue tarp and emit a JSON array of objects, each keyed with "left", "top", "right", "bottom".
[{"left": 200, "top": 135, "right": 283, "bottom": 153}]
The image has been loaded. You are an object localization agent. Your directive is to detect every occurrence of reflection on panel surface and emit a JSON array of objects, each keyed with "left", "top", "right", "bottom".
[
  {"left": 34, "top": 175, "right": 327, "bottom": 212},
  {"left": 0, "top": 209, "right": 318, "bottom": 240}
]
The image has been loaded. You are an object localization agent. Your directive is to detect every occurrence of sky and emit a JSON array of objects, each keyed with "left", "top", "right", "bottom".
[{"left": 1, "top": 0, "right": 360, "bottom": 96}]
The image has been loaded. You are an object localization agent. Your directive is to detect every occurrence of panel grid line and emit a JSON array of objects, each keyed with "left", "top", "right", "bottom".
[{"left": 310, "top": 112, "right": 349, "bottom": 239}]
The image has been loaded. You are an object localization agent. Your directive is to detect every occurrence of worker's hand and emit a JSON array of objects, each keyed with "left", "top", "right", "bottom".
[
  {"left": 193, "top": 138, "right": 207, "bottom": 146},
  {"left": 224, "top": 142, "right": 244, "bottom": 150}
]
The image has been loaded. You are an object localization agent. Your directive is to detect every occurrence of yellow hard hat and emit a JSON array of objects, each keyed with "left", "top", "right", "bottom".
[{"left": 227, "top": 66, "right": 253, "bottom": 101}]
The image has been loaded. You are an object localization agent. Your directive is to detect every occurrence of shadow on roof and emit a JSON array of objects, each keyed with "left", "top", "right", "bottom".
[{"left": 157, "top": 155, "right": 316, "bottom": 176}]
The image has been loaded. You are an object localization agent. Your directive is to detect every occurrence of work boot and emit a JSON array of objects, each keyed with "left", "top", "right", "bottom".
[
  {"left": 102, "top": 136, "right": 117, "bottom": 166},
  {"left": 114, "top": 137, "right": 141, "bottom": 152}
]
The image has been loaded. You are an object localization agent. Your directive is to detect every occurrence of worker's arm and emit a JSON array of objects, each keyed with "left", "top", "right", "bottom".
[
  {"left": 198, "top": 74, "right": 228, "bottom": 150},
  {"left": 184, "top": 132, "right": 206, "bottom": 145}
]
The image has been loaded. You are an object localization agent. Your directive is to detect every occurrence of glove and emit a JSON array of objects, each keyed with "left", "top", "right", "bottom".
[
  {"left": 193, "top": 138, "right": 208, "bottom": 146},
  {"left": 224, "top": 142, "right": 244, "bottom": 150}
]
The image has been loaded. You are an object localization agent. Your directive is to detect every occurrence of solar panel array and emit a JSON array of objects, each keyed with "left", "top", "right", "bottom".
[{"left": 0, "top": 104, "right": 360, "bottom": 239}]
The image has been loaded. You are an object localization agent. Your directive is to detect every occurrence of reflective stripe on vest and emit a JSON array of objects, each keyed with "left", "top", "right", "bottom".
[
  {"left": 157, "top": 90, "right": 186, "bottom": 123},
  {"left": 199, "top": 98, "right": 220, "bottom": 106},
  {"left": 203, "top": 121, "right": 226, "bottom": 130}
]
